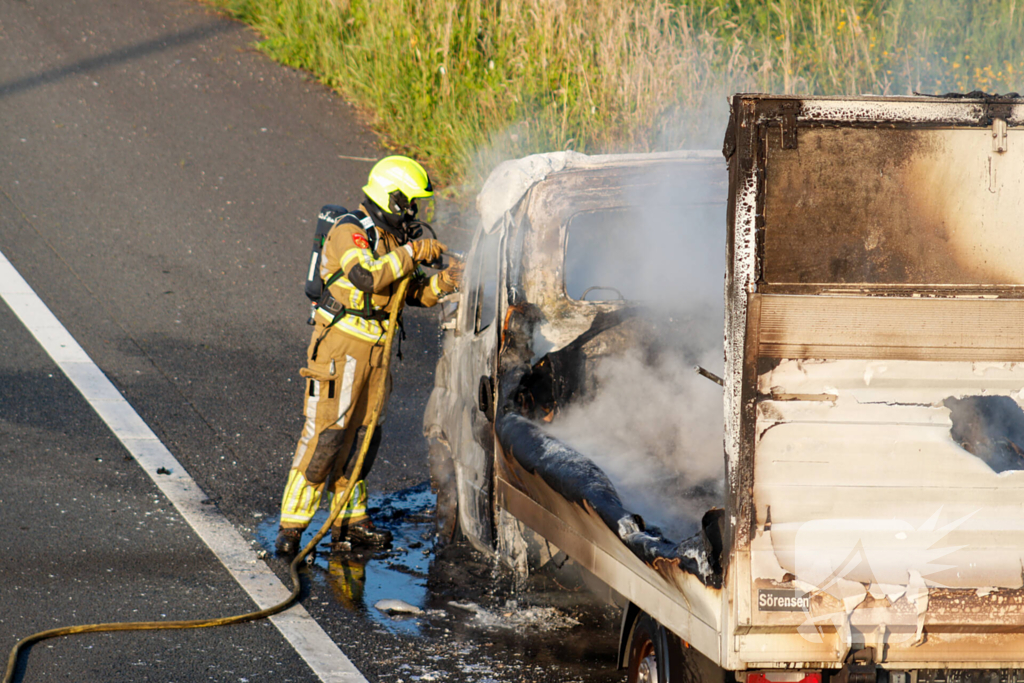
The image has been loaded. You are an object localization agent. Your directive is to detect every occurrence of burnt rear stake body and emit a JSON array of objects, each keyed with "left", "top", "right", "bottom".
[{"left": 426, "top": 93, "right": 1024, "bottom": 683}]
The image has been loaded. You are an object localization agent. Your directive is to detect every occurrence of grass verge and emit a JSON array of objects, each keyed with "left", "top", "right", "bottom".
[{"left": 205, "top": 0, "right": 1024, "bottom": 188}]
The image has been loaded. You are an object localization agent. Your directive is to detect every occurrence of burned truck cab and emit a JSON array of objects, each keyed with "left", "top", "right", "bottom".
[
  {"left": 424, "top": 148, "right": 728, "bottom": 549},
  {"left": 424, "top": 149, "right": 730, "bottom": 672}
]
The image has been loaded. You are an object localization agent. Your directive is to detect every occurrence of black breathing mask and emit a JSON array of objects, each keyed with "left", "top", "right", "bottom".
[{"left": 366, "top": 193, "right": 437, "bottom": 246}]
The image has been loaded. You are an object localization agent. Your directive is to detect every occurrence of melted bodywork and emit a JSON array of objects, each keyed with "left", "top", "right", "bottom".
[
  {"left": 726, "top": 94, "right": 1024, "bottom": 669},
  {"left": 424, "top": 150, "right": 730, "bottom": 659}
]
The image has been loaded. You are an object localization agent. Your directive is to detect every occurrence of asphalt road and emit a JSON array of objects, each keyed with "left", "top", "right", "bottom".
[{"left": 0, "top": 1, "right": 624, "bottom": 682}]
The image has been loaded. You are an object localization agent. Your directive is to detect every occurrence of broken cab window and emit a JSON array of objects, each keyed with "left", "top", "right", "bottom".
[{"left": 564, "top": 203, "right": 724, "bottom": 303}]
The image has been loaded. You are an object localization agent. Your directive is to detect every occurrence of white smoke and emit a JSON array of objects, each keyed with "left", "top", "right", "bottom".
[
  {"left": 544, "top": 157, "right": 728, "bottom": 541},
  {"left": 546, "top": 346, "right": 724, "bottom": 540}
]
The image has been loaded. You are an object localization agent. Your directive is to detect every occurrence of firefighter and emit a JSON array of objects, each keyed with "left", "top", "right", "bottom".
[{"left": 275, "top": 156, "right": 460, "bottom": 555}]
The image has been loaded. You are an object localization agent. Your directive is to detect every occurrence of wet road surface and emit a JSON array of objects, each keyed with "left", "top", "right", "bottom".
[
  {"left": 257, "top": 485, "right": 623, "bottom": 683},
  {"left": 0, "top": 0, "right": 628, "bottom": 680}
]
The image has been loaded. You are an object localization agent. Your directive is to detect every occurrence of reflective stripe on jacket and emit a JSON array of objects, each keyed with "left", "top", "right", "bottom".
[{"left": 315, "top": 209, "right": 455, "bottom": 343}]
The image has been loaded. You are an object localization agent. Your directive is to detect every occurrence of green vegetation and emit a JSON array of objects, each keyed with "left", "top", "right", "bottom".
[{"left": 207, "top": 0, "right": 1024, "bottom": 188}]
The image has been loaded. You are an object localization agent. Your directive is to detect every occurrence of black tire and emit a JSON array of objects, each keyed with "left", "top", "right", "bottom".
[
  {"left": 627, "top": 613, "right": 717, "bottom": 683},
  {"left": 427, "top": 438, "right": 462, "bottom": 545}
]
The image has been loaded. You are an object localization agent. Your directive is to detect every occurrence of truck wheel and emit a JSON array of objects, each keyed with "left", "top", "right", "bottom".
[
  {"left": 626, "top": 614, "right": 686, "bottom": 683},
  {"left": 428, "top": 438, "right": 461, "bottom": 545}
]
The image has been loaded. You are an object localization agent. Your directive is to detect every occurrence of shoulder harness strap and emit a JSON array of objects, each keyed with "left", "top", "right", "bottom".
[
  {"left": 322, "top": 210, "right": 374, "bottom": 289},
  {"left": 318, "top": 208, "right": 387, "bottom": 323}
]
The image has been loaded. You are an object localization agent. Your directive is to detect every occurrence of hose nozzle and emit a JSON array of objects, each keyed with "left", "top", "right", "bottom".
[{"left": 428, "top": 249, "right": 465, "bottom": 270}]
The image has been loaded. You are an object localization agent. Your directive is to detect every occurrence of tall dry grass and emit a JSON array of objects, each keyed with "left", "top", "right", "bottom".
[{"left": 208, "top": 0, "right": 1024, "bottom": 188}]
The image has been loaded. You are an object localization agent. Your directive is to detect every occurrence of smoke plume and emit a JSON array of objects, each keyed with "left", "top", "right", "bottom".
[
  {"left": 546, "top": 346, "right": 724, "bottom": 540},
  {"left": 545, "top": 159, "right": 728, "bottom": 541}
]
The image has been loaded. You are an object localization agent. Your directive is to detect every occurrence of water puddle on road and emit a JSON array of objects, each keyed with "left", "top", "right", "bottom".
[
  {"left": 256, "top": 483, "right": 438, "bottom": 635},
  {"left": 256, "top": 483, "right": 623, "bottom": 681}
]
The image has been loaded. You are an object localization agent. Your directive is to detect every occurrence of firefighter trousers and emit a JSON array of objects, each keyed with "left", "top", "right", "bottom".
[{"left": 279, "top": 330, "right": 391, "bottom": 531}]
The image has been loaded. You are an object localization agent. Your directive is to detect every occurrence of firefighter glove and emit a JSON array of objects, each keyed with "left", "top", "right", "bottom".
[
  {"left": 439, "top": 259, "right": 464, "bottom": 290},
  {"left": 409, "top": 239, "right": 446, "bottom": 263}
]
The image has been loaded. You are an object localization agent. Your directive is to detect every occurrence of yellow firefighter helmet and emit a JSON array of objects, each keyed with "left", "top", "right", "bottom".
[{"left": 362, "top": 156, "right": 433, "bottom": 217}]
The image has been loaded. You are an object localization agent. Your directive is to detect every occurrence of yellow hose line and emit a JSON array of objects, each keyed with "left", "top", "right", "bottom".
[{"left": 4, "top": 276, "right": 412, "bottom": 683}]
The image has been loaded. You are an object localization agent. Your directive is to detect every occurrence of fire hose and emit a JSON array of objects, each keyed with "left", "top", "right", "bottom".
[{"left": 4, "top": 276, "right": 412, "bottom": 683}]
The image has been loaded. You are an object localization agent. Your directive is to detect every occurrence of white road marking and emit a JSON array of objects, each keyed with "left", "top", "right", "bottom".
[{"left": 0, "top": 250, "right": 367, "bottom": 683}]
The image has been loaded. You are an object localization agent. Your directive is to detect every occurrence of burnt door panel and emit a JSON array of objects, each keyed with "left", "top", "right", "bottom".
[{"left": 450, "top": 228, "right": 501, "bottom": 550}]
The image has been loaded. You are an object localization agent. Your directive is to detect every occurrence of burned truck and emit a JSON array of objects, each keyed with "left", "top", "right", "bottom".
[{"left": 424, "top": 93, "right": 1024, "bottom": 682}]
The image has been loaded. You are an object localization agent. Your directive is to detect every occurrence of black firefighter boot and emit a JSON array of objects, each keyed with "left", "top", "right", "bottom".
[
  {"left": 333, "top": 518, "right": 392, "bottom": 549},
  {"left": 275, "top": 528, "right": 303, "bottom": 556}
]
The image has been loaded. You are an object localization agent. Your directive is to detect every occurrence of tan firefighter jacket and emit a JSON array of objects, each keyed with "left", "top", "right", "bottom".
[{"left": 312, "top": 208, "right": 454, "bottom": 346}]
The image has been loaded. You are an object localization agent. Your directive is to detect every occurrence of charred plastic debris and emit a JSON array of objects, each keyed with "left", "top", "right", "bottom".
[{"left": 493, "top": 300, "right": 725, "bottom": 588}]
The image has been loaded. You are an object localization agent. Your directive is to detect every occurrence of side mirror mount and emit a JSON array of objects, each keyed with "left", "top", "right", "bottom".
[
  {"left": 439, "top": 293, "right": 460, "bottom": 332},
  {"left": 478, "top": 375, "right": 494, "bottom": 422}
]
